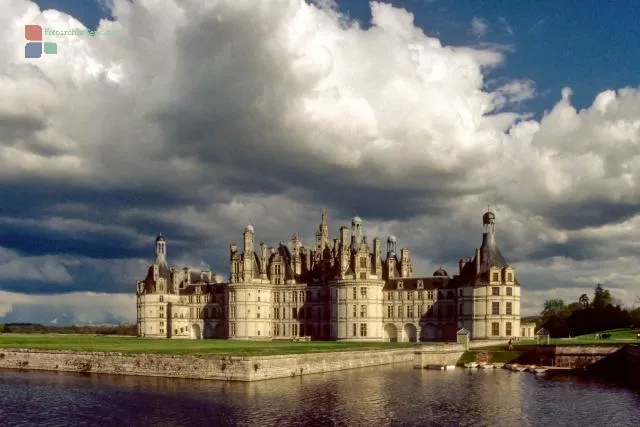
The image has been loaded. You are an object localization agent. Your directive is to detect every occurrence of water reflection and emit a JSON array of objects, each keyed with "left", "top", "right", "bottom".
[{"left": 1, "top": 365, "right": 639, "bottom": 426}]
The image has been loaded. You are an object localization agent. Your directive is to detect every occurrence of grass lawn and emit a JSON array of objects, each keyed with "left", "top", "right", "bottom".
[{"left": 0, "top": 334, "right": 417, "bottom": 356}]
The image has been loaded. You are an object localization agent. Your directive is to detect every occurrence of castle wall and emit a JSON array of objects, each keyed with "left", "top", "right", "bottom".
[{"left": 0, "top": 348, "right": 414, "bottom": 382}]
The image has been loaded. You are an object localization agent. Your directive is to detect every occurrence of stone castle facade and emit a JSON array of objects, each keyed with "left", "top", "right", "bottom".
[{"left": 136, "top": 210, "right": 522, "bottom": 342}]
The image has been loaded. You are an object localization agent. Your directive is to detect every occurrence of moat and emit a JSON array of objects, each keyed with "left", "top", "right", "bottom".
[{"left": 2, "top": 364, "right": 639, "bottom": 426}]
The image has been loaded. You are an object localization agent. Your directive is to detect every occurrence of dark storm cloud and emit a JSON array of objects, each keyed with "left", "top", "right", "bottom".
[{"left": 542, "top": 200, "right": 640, "bottom": 230}]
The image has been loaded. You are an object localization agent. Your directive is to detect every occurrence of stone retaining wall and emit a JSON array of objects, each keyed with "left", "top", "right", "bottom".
[
  {"left": 536, "top": 344, "right": 623, "bottom": 368},
  {"left": 413, "top": 344, "right": 465, "bottom": 368},
  {"left": 0, "top": 348, "right": 415, "bottom": 381}
]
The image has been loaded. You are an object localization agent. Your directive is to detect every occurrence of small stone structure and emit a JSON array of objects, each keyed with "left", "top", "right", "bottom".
[
  {"left": 536, "top": 328, "right": 550, "bottom": 345},
  {"left": 0, "top": 348, "right": 415, "bottom": 381},
  {"left": 456, "top": 328, "right": 470, "bottom": 349}
]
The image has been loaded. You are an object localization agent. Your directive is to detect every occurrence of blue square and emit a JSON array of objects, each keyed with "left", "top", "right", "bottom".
[{"left": 25, "top": 42, "right": 42, "bottom": 58}]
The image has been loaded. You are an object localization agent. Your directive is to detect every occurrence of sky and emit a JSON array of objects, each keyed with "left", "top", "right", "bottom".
[{"left": 2, "top": 0, "right": 640, "bottom": 325}]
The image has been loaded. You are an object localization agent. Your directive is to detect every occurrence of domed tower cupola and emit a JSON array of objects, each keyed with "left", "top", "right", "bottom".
[
  {"left": 155, "top": 233, "right": 167, "bottom": 265},
  {"left": 350, "top": 216, "right": 363, "bottom": 251},
  {"left": 387, "top": 235, "right": 397, "bottom": 255},
  {"left": 483, "top": 208, "right": 496, "bottom": 234},
  {"left": 433, "top": 267, "right": 448, "bottom": 277}
]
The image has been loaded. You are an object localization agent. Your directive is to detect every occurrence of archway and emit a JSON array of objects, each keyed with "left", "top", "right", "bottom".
[
  {"left": 420, "top": 323, "right": 438, "bottom": 341},
  {"left": 203, "top": 323, "right": 214, "bottom": 339},
  {"left": 190, "top": 324, "right": 202, "bottom": 339},
  {"left": 403, "top": 323, "right": 417, "bottom": 342},
  {"left": 443, "top": 323, "right": 457, "bottom": 341},
  {"left": 384, "top": 324, "right": 398, "bottom": 342}
]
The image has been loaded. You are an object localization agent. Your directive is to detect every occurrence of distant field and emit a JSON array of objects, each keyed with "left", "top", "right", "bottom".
[
  {"left": 512, "top": 328, "right": 640, "bottom": 346},
  {"left": 0, "top": 334, "right": 416, "bottom": 356}
]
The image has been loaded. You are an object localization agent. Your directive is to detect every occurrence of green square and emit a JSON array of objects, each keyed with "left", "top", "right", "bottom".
[{"left": 43, "top": 42, "right": 57, "bottom": 54}]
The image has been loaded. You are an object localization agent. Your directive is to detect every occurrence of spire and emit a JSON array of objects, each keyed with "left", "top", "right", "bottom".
[
  {"left": 155, "top": 233, "right": 167, "bottom": 265},
  {"left": 479, "top": 209, "right": 507, "bottom": 274}
]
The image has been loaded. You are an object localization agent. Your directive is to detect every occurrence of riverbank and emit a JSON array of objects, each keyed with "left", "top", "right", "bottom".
[{"left": 0, "top": 347, "right": 416, "bottom": 381}]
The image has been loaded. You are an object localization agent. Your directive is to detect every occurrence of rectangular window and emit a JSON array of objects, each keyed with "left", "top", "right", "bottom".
[
  {"left": 418, "top": 304, "right": 423, "bottom": 314},
  {"left": 359, "top": 257, "right": 367, "bottom": 268},
  {"left": 407, "top": 305, "right": 414, "bottom": 318},
  {"left": 352, "top": 287, "right": 357, "bottom": 299},
  {"left": 397, "top": 306, "right": 402, "bottom": 317},
  {"left": 387, "top": 306, "right": 393, "bottom": 318},
  {"left": 231, "top": 323, "right": 236, "bottom": 336},
  {"left": 360, "top": 323, "right": 367, "bottom": 337},
  {"left": 418, "top": 291, "right": 423, "bottom": 300},
  {"left": 300, "top": 291, "right": 304, "bottom": 302},
  {"left": 189, "top": 296, "right": 193, "bottom": 303},
  {"left": 352, "top": 305, "right": 357, "bottom": 317},
  {"left": 491, "top": 322, "right": 499, "bottom": 336},
  {"left": 506, "top": 302, "right": 513, "bottom": 315},
  {"left": 230, "top": 307, "right": 236, "bottom": 318},
  {"left": 521, "top": 328, "right": 525, "bottom": 337},
  {"left": 360, "top": 305, "right": 367, "bottom": 318},
  {"left": 159, "top": 296, "right": 164, "bottom": 303},
  {"left": 256, "top": 312, "right": 260, "bottom": 319},
  {"left": 507, "top": 273, "right": 513, "bottom": 282},
  {"left": 459, "top": 304, "right": 462, "bottom": 315},
  {"left": 292, "top": 324, "right": 298, "bottom": 336},
  {"left": 387, "top": 292, "right": 392, "bottom": 300},
  {"left": 492, "top": 287, "right": 500, "bottom": 296},
  {"left": 427, "top": 290, "right": 434, "bottom": 300},
  {"left": 283, "top": 324, "right": 286, "bottom": 336},
  {"left": 292, "top": 307, "right": 297, "bottom": 319},
  {"left": 360, "top": 287, "right": 367, "bottom": 298},
  {"left": 274, "top": 324, "right": 280, "bottom": 336},
  {"left": 352, "top": 323, "right": 357, "bottom": 336},
  {"left": 293, "top": 292, "right": 297, "bottom": 303},
  {"left": 506, "top": 322, "right": 512, "bottom": 336},
  {"left": 506, "top": 287, "right": 513, "bottom": 296},
  {"left": 492, "top": 302, "right": 500, "bottom": 315},
  {"left": 492, "top": 272, "right": 499, "bottom": 282}
]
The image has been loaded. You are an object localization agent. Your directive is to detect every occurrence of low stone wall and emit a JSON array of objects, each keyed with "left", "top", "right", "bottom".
[
  {"left": 413, "top": 344, "right": 465, "bottom": 368},
  {"left": 626, "top": 345, "right": 640, "bottom": 381},
  {"left": 0, "top": 348, "right": 415, "bottom": 381},
  {"left": 468, "top": 340, "right": 509, "bottom": 349},
  {"left": 536, "top": 344, "right": 623, "bottom": 368}
]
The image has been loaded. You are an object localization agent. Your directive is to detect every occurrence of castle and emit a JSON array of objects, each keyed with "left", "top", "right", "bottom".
[{"left": 136, "top": 210, "right": 522, "bottom": 342}]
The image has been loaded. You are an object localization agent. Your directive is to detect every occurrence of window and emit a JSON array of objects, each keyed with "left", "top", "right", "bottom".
[
  {"left": 231, "top": 307, "right": 236, "bottom": 318},
  {"left": 275, "top": 264, "right": 281, "bottom": 275},
  {"left": 359, "top": 257, "right": 367, "bottom": 268},
  {"left": 274, "top": 292, "right": 279, "bottom": 303},
  {"left": 521, "top": 328, "right": 525, "bottom": 337},
  {"left": 293, "top": 292, "right": 297, "bottom": 303},
  {"left": 352, "top": 305, "right": 357, "bottom": 317},
  {"left": 231, "top": 323, "right": 236, "bottom": 336},
  {"left": 352, "top": 323, "right": 357, "bottom": 336},
  {"left": 418, "top": 304, "right": 423, "bottom": 314},
  {"left": 506, "top": 322, "right": 512, "bottom": 336},
  {"left": 387, "top": 292, "right": 392, "bottom": 300},
  {"left": 160, "top": 329, "right": 164, "bottom": 334},
  {"left": 360, "top": 287, "right": 367, "bottom": 299},
  {"left": 506, "top": 287, "right": 513, "bottom": 296},
  {"left": 360, "top": 323, "right": 367, "bottom": 337},
  {"left": 407, "top": 305, "right": 414, "bottom": 318},
  {"left": 292, "top": 324, "right": 298, "bottom": 336},
  {"left": 300, "top": 291, "right": 304, "bottom": 302},
  {"left": 397, "top": 306, "right": 402, "bottom": 317},
  {"left": 360, "top": 305, "right": 367, "bottom": 318},
  {"left": 459, "top": 303, "right": 463, "bottom": 315},
  {"left": 283, "top": 324, "right": 287, "bottom": 336},
  {"left": 506, "top": 302, "right": 513, "bottom": 315},
  {"left": 492, "top": 272, "right": 499, "bottom": 282},
  {"left": 256, "top": 312, "right": 260, "bottom": 319},
  {"left": 417, "top": 280, "right": 423, "bottom": 289},
  {"left": 360, "top": 272, "right": 367, "bottom": 279},
  {"left": 491, "top": 322, "right": 499, "bottom": 336},
  {"left": 174, "top": 329, "right": 177, "bottom": 334},
  {"left": 507, "top": 273, "right": 513, "bottom": 282},
  {"left": 229, "top": 291, "right": 236, "bottom": 302},
  {"left": 387, "top": 306, "right": 393, "bottom": 318},
  {"left": 352, "top": 287, "right": 357, "bottom": 299},
  {"left": 418, "top": 291, "right": 423, "bottom": 300},
  {"left": 274, "top": 307, "right": 279, "bottom": 319},
  {"left": 492, "top": 302, "right": 500, "bottom": 315},
  {"left": 196, "top": 296, "right": 201, "bottom": 304},
  {"left": 159, "top": 296, "right": 164, "bottom": 303},
  {"left": 492, "top": 287, "right": 500, "bottom": 296},
  {"left": 427, "top": 290, "right": 434, "bottom": 300},
  {"left": 292, "top": 307, "right": 297, "bottom": 319},
  {"left": 397, "top": 281, "right": 403, "bottom": 289},
  {"left": 189, "top": 296, "right": 193, "bottom": 303}
]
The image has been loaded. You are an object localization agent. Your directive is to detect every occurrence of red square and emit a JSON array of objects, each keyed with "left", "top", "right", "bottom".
[{"left": 25, "top": 24, "right": 42, "bottom": 41}]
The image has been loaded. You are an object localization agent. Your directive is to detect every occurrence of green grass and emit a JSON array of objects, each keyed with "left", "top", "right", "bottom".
[{"left": 0, "top": 334, "right": 416, "bottom": 356}]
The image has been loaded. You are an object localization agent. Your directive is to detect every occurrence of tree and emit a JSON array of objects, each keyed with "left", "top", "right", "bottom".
[
  {"left": 578, "top": 293, "right": 590, "bottom": 308},
  {"left": 592, "top": 284, "right": 612, "bottom": 310},
  {"left": 542, "top": 298, "right": 566, "bottom": 317}
]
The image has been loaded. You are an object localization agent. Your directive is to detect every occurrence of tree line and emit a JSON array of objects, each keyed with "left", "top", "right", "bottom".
[
  {"left": 0, "top": 323, "right": 137, "bottom": 335},
  {"left": 540, "top": 284, "right": 640, "bottom": 337}
]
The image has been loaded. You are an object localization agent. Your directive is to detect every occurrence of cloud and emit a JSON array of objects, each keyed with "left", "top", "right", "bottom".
[
  {"left": 471, "top": 17, "right": 488, "bottom": 38},
  {"left": 0, "top": 291, "right": 135, "bottom": 324},
  {"left": 1, "top": 0, "right": 640, "bottom": 322}
]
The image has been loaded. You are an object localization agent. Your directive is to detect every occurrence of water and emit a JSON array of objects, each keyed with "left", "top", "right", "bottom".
[{"left": 1, "top": 365, "right": 639, "bottom": 426}]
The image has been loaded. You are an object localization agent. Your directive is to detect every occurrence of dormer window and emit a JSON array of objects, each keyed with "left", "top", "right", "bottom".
[
  {"left": 417, "top": 280, "right": 423, "bottom": 289},
  {"left": 397, "top": 281, "right": 403, "bottom": 290},
  {"left": 507, "top": 272, "right": 513, "bottom": 282},
  {"left": 492, "top": 272, "right": 499, "bottom": 282}
]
